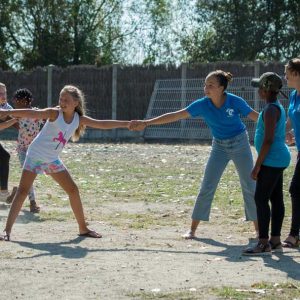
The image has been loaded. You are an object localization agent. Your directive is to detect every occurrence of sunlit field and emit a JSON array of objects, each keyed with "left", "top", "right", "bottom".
[{"left": 1, "top": 141, "right": 299, "bottom": 299}]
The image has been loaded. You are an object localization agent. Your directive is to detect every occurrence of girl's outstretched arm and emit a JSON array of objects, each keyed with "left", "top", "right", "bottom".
[
  {"left": 80, "top": 115, "right": 130, "bottom": 129},
  {"left": 0, "top": 118, "right": 18, "bottom": 130},
  {"left": 144, "top": 109, "right": 189, "bottom": 126},
  {"left": 0, "top": 108, "right": 58, "bottom": 121},
  {"left": 130, "top": 109, "right": 190, "bottom": 130}
]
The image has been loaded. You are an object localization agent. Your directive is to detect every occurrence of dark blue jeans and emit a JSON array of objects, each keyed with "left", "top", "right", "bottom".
[
  {"left": 0, "top": 143, "right": 10, "bottom": 190},
  {"left": 255, "top": 165, "right": 285, "bottom": 239},
  {"left": 289, "top": 152, "right": 300, "bottom": 237}
]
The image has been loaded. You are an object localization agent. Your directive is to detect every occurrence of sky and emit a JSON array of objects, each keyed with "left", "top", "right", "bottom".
[{"left": 120, "top": 0, "right": 198, "bottom": 65}]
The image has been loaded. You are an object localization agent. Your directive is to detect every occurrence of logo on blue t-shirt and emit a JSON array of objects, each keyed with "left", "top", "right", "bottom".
[{"left": 226, "top": 108, "right": 234, "bottom": 117}]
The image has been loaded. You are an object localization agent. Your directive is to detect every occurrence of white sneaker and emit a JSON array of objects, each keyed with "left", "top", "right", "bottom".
[{"left": 182, "top": 230, "right": 196, "bottom": 239}]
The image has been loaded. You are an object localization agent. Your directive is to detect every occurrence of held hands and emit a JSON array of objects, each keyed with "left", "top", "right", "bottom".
[{"left": 129, "top": 120, "right": 147, "bottom": 131}]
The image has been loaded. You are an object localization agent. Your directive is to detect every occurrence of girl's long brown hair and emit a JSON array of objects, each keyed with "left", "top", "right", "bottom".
[{"left": 60, "top": 85, "right": 86, "bottom": 141}]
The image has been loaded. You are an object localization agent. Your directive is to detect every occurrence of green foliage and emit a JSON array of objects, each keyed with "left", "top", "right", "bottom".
[
  {"left": 181, "top": 0, "right": 300, "bottom": 63},
  {"left": 0, "top": 0, "right": 124, "bottom": 69},
  {"left": 1, "top": 1, "right": 300, "bottom": 69}
]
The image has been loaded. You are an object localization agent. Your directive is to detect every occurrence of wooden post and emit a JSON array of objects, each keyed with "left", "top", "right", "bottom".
[
  {"left": 47, "top": 64, "right": 54, "bottom": 107},
  {"left": 180, "top": 63, "right": 187, "bottom": 137},
  {"left": 254, "top": 60, "right": 260, "bottom": 111},
  {"left": 112, "top": 64, "right": 118, "bottom": 139}
]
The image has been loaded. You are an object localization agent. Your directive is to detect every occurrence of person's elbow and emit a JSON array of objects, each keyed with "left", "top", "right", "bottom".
[{"left": 248, "top": 111, "right": 259, "bottom": 121}]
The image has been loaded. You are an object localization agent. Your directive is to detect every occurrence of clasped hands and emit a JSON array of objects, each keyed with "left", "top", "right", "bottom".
[{"left": 128, "top": 120, "right": 147, "bottom": 131}]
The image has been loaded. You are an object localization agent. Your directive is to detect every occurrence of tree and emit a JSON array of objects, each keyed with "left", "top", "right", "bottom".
[
  {"left": 180, "top": 0, "right": 300, "bottom": 63},
  {"left": 0, "top": 0, "right": 126, "bottom": 69},
  {"left": 0, "top": 0, "right": 23, "bottom": 69},
  {"left": 70, "top": 0, "right": 124, "bottom": 66},
  {"left": 180, "top": 0, "right": 270, "bottom": 62}
]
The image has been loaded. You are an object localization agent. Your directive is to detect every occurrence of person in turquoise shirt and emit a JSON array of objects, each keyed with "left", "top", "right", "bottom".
[
  {"left": 282, "top": 58, "right": 300, "bottom": 248},
  {"left": 243, "top": 72, "right": 291, "bottom": 256},
  {"left": 130, "top": 70, "right": 259, "bottom": 239}
]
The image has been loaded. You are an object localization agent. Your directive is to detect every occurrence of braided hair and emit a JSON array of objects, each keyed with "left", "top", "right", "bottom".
[{"left": 13, "top": 88, "right": 33, "bottom": 104}]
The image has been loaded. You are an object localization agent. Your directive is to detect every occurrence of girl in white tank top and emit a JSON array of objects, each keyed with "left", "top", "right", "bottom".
[{"left": 0, "top": 85, "right": 130, "bottom": 241}]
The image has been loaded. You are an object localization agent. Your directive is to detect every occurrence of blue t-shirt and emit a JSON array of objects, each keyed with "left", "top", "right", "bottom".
[
  {"left": 288, "top": 90, "right": 300, "bottom": 151},
  {"left": 255, "top": 101, "right": 290, "bottom": 168},
  {"left": 186, "top": 92, "right": 252, "bottom": 139}
]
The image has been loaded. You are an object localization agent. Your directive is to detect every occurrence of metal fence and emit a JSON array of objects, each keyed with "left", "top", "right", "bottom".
[{"left": 144, "top": 77, "right": 292, "bottom": 141}]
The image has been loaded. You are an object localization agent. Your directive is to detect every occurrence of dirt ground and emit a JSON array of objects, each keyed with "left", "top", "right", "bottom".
[{"left": 0, "top": 141, "right": 299, "bottom": 300}]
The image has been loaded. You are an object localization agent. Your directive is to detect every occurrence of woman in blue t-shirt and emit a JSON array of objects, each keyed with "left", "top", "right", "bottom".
[
  {"left": 243, "top": 72, "right": 290, "bottom": 256},
  {"left": 282, "top": 58, "right": 300, "bottom": 248},
  {"left": 130, "top": 70, "right": 259, "bottom": 239}
]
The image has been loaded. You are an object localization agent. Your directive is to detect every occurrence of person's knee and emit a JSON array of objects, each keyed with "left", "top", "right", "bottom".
[{"left": 254, "top": 194, "right": 266, "bottom": 207}]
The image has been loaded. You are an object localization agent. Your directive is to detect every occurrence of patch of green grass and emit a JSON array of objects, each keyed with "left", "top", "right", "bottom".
[
  {"left": 213, "top": 286, "right": 253, "bottom": 299},
  {"left": 126, "top": 290, "right": 203, "bottom": 300},
  {"left": 39, "top": 210, "right": 74, "bottom": 221},
  {"left": 98, "top": 211, "right": 180, "bottom": 229},
  {"left": 4, "top": 142, "right": 296, "bottom": 233},
  {"left": 212, "top": 281, "right": 300, "bottom": 299}
]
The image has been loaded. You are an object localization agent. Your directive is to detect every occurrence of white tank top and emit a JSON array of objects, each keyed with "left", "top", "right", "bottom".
[{"left": 27, "top": 109, "right": 80, "bottom": 162}]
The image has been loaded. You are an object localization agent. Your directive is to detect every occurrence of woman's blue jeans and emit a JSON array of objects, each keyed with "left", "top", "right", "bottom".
[{"left": 192, "top": 131, "right": 257, "bottom": 221}]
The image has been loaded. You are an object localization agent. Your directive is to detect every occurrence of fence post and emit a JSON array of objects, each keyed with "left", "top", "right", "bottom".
[
  {"left": 254, "top": 60, "right": 260, "bottom": 111},
  {"left": 112, "top": 63, "right": 118, "bottom": 139},
  {"left": 47, "top": 64, "right": 54, "bottom": 107},
  {"left": 181, "top": 63, "right": 187, "bottom": 107},
  {"left": 180, "top": 63, "right": 187, "bottom": 137}
]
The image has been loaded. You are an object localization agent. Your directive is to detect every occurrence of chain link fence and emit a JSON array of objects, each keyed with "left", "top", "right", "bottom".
[{"left": 144, "top": 77, "right": 292, "bottom": 141}]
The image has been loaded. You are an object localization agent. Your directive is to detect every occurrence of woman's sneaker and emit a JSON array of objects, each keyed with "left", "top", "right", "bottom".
[
  {"left": 182, "top": 230, "right": 195, "bottom": 239},
  {"left": 242, "top": 242, "right": 272, "bottom": 256}
]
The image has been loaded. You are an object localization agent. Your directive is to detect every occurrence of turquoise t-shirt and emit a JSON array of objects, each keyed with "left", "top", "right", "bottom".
[
  {"left": 186, "top": 92, "right": 252, "bottom": 139},
  {"left": 254, "top": 101, "right": 290, "bottom": 168},
  {"left": 288, "top": 90, "right": 300, "bottom": 151}
]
